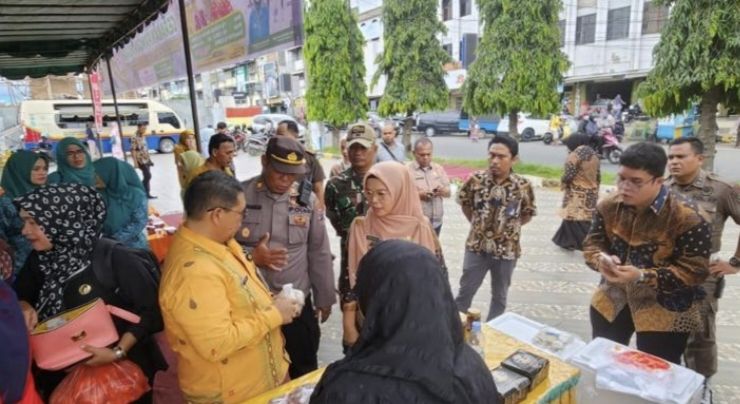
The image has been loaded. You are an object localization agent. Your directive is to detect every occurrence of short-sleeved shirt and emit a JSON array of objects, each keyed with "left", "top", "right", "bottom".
[
  {"left": 324, "top": 167, "right": 368, "bottom": 300},
  {"left": 666, "top": 170, "right": 740, "bottom": 254},
  {"left": 457, "top": 171, "right": 537, "bottom": 259},
  {"left": 237, "top": 176, "right": 336, "bottom": 309},
  {"left": 376, "top": 140, "right": 406, "bottom": 163},
  {"left": 408, "top": 161, "right": 450, "bottom": 228},
  {"left": 131, "top": 135, "right": 151, "bottom": 166}
]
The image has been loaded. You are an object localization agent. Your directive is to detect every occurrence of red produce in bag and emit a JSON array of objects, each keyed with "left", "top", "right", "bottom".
[{"left": 50, "top": 360, "right": 149, "bottom": 404}]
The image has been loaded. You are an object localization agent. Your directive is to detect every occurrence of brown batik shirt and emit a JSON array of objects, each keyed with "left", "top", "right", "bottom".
[
  {"left": 561, "top": 145, "right": 600, "bottom": 221},
  {"left": 457, "top": 171, "right": 536, "bottom": 259},
  {"left": 583, "top": 186, "right": 711, "bottom": 333}
]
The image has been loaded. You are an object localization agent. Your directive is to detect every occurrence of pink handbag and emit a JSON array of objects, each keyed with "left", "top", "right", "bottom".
[{"left": 30, "top": 299, "right": 140, "bottom": 371}]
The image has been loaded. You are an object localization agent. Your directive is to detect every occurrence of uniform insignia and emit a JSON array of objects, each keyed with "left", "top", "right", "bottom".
[
  {"left": 256, "top": 181, "right": 264, "bottom": 190},
  {"left": 287, "top": 152, "right": 298, "bottom": 162},
  {"left": 241, "top": 227, "right": 250, "bottom": 238},
  {"left": 291, "top": 213, "right": 309, "bottom": 227}
]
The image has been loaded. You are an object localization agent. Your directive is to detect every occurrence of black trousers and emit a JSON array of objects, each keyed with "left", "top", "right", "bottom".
[
  {"left": 138, "top": 164, "right": 152, "bottom": 196},
  {"left": 590, "top": 306, "right": 689, "bottom": 364},
  {"left": 282, "top": 294, "right": 320, "bottom": 379}
]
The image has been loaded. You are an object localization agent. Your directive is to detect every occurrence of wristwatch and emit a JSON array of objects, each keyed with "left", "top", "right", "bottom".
[
  {"left": 729, "top": 256, "right": 740, "bottom": 268},
  {"left": 112, "top": 346, "right": 126, "bottom": 361}
]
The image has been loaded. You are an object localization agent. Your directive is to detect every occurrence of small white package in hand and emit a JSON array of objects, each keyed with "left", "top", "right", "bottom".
[{"left": 279, "top": 283, "right": 305, "bottom": 309}]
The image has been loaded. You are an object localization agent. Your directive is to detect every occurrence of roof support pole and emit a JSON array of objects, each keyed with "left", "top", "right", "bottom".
[
  {"left": 86, "top": 72, "right": 104, "bottom": 159},
  {"left": 105, "top": 56, "right": 128, "bottom": 162},
  {"left": 178, "top": 0, "right": 201, "bottom": 153}
]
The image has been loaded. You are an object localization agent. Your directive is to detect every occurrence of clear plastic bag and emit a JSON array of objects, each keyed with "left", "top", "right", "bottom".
[{"left": 50, "top": 360, "right": 150, "bottom": 404}]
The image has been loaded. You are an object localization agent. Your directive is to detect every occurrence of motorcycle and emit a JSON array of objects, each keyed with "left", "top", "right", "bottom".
[
  {"left": 613, "top": 121, "right": 625, "bottom": 142},
  {"left": 232, "top": 127, "right": 248, "bottom": 153},
  {"left": 597, "top": 128, "right": 623, "bottom": 164},
  {"left": 622, "top": 104, "right": 648, "bottom": 123}
]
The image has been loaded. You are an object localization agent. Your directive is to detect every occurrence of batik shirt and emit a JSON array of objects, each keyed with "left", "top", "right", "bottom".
[
  {"left": 583, "top": 186, "right": 711, "bottom": 333},
  {"left": 457, "top": 171, "right": 536, "bottom": 259},
  {"left": 561, "top": 145, "right": 600, "bottom": 221},
  {"left": 324, "top": 167, "right": 368, "bottom": 301},
  {"left": 131, "top": 135, "right": 151, "bottom": 166}
]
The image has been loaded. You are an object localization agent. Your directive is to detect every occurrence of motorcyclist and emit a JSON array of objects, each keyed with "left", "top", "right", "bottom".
[{"left": 36, "top": 136, "right": 54, "bottom": 161}]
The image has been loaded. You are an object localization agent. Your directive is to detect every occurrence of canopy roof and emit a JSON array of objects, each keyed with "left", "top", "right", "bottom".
[{"left": 0, "top": 0, "right": 170, "bottom": 80}]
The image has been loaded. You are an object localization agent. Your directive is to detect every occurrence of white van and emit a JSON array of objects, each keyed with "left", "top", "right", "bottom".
[{"left": 19, "top": 99, "right": 185, "bottom": 153}]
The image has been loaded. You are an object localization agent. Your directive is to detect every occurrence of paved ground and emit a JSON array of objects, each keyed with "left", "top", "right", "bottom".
[{"left": 148, "top": 150, "right": 740, "bottom": 403}]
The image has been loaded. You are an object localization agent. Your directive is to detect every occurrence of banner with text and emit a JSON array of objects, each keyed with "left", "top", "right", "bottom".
[{"left": 107, "top": 0, "right": 304, "bottom": 92}]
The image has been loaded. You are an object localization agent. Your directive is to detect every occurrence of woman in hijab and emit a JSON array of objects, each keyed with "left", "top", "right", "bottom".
[
  {"left": 344, "top": 161, "right": 443, "bottom": 346},
  {"left": 174, "top": 130, "right": 199, "bottom": 188},
  {"left": 0, "top": 150, "right": 49, "bottom": 280},
  {"left": 94, "top": 157, "right": 149, "bottom": 249},
  {"left": 0, "top": 240, "right": 43, "bottom": 404},
  {"left": 47, "top": 137, "right": 96, "bottom": 187},
  {"left": 13, "top": 183, "right": 166, "bottom": 402},
  {"left": 311, "top": 240, "right": 500, "bottom": 404},
  {"left": 552, "top": 134, "right": 600, "bottom": 250},
  {"left": 178, "top": 150, "right": 205, "bottom": 198}
]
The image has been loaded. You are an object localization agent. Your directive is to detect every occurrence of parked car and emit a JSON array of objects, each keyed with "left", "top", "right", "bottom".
[
  {"left": 459, "top": 110, "right": 500, "bottom": 135},
  {"left": 250, "top": 114, "right": 306, "bottom": 140},
  {"left": 496, "top": 113, "right": 551, "bottom": 141},
  {"left": 415, "top": 111, "right": 460, "bottom": 137}
]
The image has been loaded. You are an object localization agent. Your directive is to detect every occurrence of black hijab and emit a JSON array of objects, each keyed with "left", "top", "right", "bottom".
[{"left": 311, "top": 240, "right": 500, "bottom": 404}]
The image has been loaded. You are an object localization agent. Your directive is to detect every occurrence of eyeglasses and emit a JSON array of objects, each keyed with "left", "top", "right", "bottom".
[
  {"left": 616, "top": 176, "right": 657, "bottom": 190},
  {"left": 66, "top": 149, "right": 86, "bottom": 158},
  {"left": 363, "top": 189, "right": 391, "bottom": 201},
  {"left": 207, "top": 206, "right": 247, "bottom": 219}
]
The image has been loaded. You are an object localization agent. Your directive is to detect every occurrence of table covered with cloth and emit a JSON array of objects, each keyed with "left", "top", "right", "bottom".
[{"left": 244, "top": 326, "right": 580, "bottom": 404}]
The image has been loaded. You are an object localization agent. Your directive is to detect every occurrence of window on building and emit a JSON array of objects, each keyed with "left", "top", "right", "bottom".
[
  {"left": 575, "top": 14, "right": 596, "bottom": 45},
  {"left": 642, "top": 1, "right": 670, "bottom": 34},
  {"left": 443, "top": 43, "right": 453, "bottom": 58},
  {"left": 607, "top": 6, "right": 630, "bottom": 40},
  {"left": 459, "top": 0, "right": 471, "bottom": 17},
  {"left": 558, "top": 19, "right": 566, "bottom": 46},
  {"left": 442, "top": 0, "right": 452, "bottom": 21}
]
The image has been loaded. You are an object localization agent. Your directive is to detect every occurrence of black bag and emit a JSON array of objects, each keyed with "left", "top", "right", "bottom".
[{"left": 91, "top": 238, "right": 161, "bottom": 291}]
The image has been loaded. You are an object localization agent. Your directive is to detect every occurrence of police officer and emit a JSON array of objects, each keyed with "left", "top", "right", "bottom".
[
  {"left": 666, "top": 137, "right": 740, "bottom": 384},
  {"left": 275, "top": 120, "right": 327, "bottom": 211},
  {"left": 236, "top": 136, "right": 335, "bottom": 379},
  {"left": 324, "top": 123, "right": 377, "bottom": 347}
]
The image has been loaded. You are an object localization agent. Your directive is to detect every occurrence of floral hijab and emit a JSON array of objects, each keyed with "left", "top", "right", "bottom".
[{"left": 14, "top": 183, "right": 106, "bottom": 320}]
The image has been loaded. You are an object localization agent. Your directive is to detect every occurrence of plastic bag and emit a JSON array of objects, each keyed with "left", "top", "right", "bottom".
[{"left": 50, "top": 360, "right": 149, "bottom": 404}]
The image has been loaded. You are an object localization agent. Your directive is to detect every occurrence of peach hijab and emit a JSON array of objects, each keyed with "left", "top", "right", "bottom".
[{"left": 347, "top": 161, "right": 438, "bottom": 288}]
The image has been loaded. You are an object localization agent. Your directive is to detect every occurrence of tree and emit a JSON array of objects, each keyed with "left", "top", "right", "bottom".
[
  {"left": 373, "top": 0, "right": 450, "bottom": 151},
  {"left": 463, "top": 0, "right": 569, "bottom": 139},
  {"left": 636, "top": 0, "right": 739, "bottom": 170},
  {"left": 304, "top": 0, "right": 367, "bottom": 147}
]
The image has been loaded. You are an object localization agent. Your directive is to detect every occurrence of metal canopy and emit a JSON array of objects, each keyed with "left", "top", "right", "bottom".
[{"left": 0, "top": 0, "right": 170, "bottom": 79}]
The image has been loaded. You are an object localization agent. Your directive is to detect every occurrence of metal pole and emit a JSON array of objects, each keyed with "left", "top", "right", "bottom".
[
  {"left": 105, "top": 56, "right": 128, "bottom": 162},
  {"left": 178, "top": 0, "right": 201, "bottom": 153},
  {"left": 86, "top": 72, "right": 104, "bottom": 159}
]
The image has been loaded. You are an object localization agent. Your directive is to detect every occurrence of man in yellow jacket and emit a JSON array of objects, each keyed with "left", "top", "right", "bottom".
[{"left": 160, "top": 171, "right": 300, "bottom": 403}]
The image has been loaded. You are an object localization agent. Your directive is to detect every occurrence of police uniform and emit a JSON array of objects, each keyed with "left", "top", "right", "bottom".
[
  {"left": 667, "top": 169, "right": 740, "bottom": 378},
  {"left": 236, "top": 136, "right": 335, "bottom": 379},
  {"left": 324, "top": 123, "right": 374, "bottom": 304}
]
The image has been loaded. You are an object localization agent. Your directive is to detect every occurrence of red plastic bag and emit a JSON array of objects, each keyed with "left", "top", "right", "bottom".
[{"left": 50, "top": 360, "right": 149, "bottom": 404}]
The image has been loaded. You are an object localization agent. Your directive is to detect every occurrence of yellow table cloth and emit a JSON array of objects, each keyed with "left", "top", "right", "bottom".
[
  {"left": 244, "top": 369, "right": 325, "bottom": 404},
  {"left": 244, "top": 326, "right": 580, "bottom": 404},
  {"left": 483, "top": 326, "right": 580, "bottom": 404}
]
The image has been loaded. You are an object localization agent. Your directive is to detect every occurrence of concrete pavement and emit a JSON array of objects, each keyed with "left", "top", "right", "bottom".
[{"left": 148, "top": 151, "right": 740, "bottom": 403}]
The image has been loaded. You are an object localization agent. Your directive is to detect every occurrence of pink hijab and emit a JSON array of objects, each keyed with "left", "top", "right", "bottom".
[{"left": 347, "top": 161, "right": 438, "bottom": 288}]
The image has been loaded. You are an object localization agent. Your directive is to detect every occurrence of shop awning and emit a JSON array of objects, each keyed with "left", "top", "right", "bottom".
[{"left": 0, "top": 0, "right": 170, "bottom": 80}]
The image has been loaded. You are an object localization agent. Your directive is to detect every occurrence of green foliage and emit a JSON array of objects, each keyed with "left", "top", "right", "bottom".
[
  {"left": 304, "top": 0, "right": 368, "bottom": 127},
  {"left": 636, "top": 0, "right": 740, "bottom": 116},
  {"left": 463, "top": 0, "right": 569, "bottom": 123},
  {"left": 374, "top": 0, "right": 450, "bottom": 116}
]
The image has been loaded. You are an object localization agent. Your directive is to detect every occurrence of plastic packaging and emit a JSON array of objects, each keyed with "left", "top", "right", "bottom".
[
  {"left": 469, "top": 321, "right": 485, "bottom": 357},
  {"left": 50, "top": 360, "right": 149, "bottom": 404},
  {"left": 279, "top": 283, "right": 305, "bottom": 309}
]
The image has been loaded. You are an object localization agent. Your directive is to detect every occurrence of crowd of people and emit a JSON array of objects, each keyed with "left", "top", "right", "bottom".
[{"left": 0, "top": 117, "right": 738, "bottom": 404}]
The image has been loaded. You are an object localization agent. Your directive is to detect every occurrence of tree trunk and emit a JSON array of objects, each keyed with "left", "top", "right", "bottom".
[
  {"left": 332, "top": 126, "right": 340, "bottom": 149},
  {"left": 508, "top": 109, "right": 520, "bottom": 140},
  {"left": 403, "top": 113, "right": 414, "bottom": 153},
  {"left": 698, "top": 87, "right": 720, "bottom": 171},
  {"left": 735, "top": 119, "right": 740, "bottom": 148}
]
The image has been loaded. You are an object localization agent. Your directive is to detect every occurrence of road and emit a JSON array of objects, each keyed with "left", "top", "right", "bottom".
[{"left": 420, "top": 134, "right": 740, "bottom": 182}]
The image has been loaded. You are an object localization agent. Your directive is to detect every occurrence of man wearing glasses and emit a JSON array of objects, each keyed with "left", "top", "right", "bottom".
[
  {"left": 583, "top": 142, "right": 711, "bottom": 364},
  {"left": 236, "top": 136, "right": 335, "bottom": 379}
]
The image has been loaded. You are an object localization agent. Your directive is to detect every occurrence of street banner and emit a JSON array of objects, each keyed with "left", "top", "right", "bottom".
[
  {"left": 105, "top": 0, "right": 304, "bottom": 92},
  {"left": 90, "top": 70, "right": 103, "bottom": 131}
]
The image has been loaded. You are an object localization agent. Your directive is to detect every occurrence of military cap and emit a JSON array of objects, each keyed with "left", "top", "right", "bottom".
[
  {"left": 346, "top": 122, "right": 376, "bottom": 148},
  {"left": 265, "top": 136, "right": 306, "bottom": 174}
]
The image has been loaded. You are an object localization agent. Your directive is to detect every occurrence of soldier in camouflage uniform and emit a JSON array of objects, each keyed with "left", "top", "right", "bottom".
[
  {"left": 666, "top": 138, "right": 740, "bottom": 385},
  {"left": 324, "top": 123, "right": 377, "bottom": 344}
]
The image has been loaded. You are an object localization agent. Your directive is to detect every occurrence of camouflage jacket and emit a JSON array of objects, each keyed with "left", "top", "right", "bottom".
[{"left": 324, "top": 167, "right": 368, "bottom": 300}]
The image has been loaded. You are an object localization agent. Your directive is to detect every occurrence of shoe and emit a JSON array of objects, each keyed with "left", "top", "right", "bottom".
[
  {"left": 701, "top": 380, "right": 713, "bottom": 404},
  {"left": 147, "top": 195, "right": 158, "bottom": 200}
]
